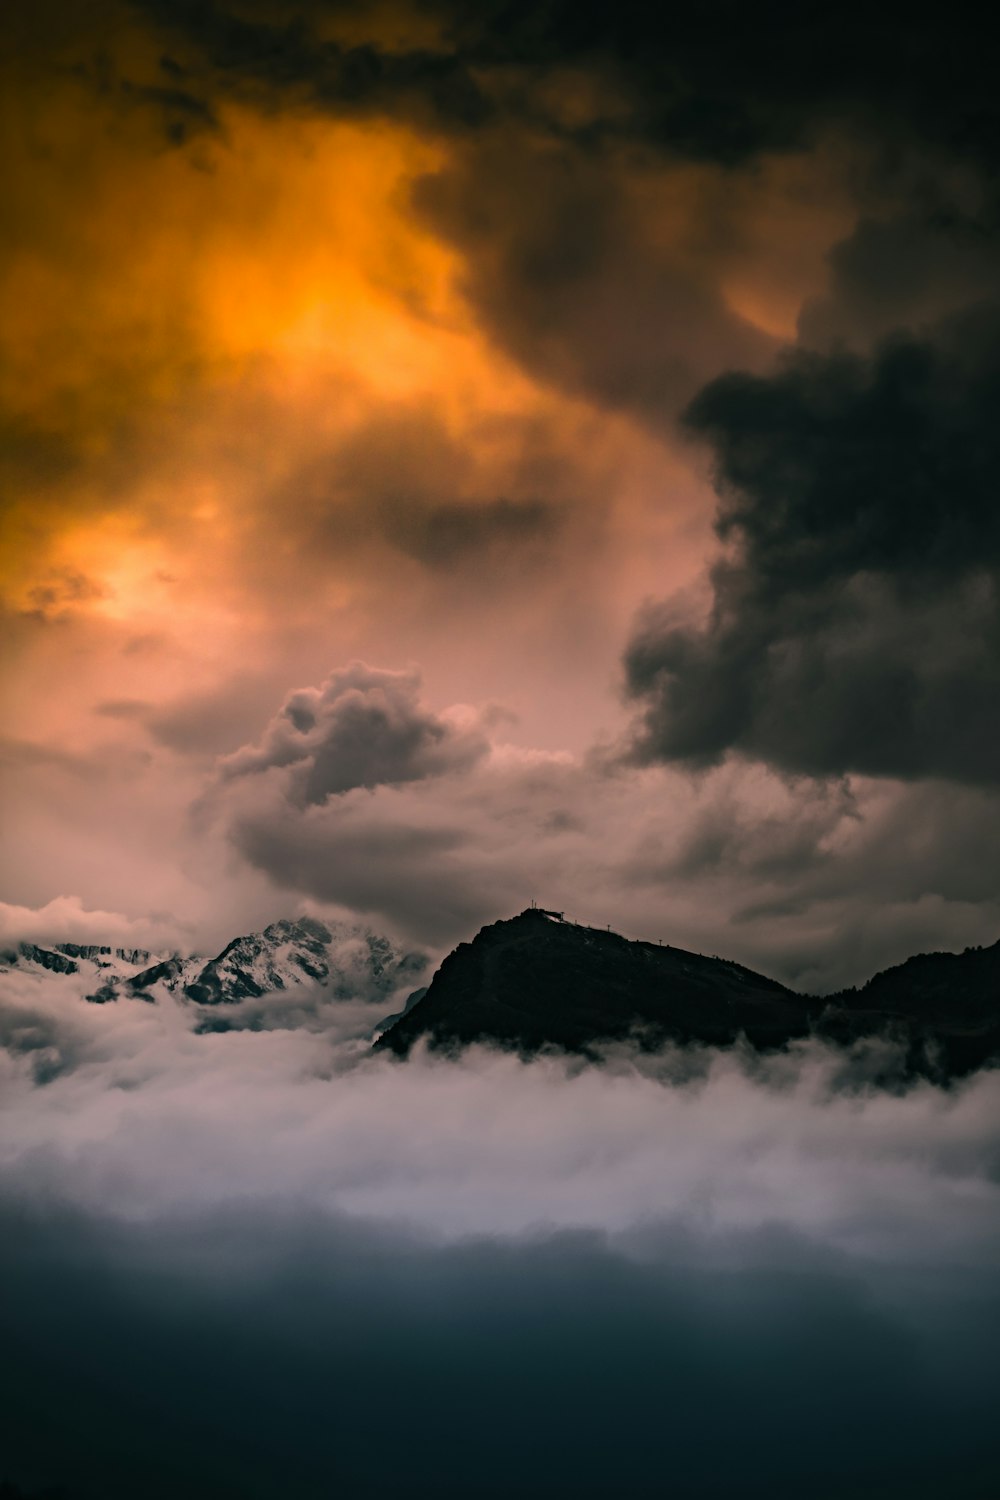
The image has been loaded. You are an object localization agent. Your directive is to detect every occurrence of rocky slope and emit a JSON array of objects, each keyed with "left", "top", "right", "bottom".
[{"left": 375, "top": 909, "right": 1000, "bottom": 1077}]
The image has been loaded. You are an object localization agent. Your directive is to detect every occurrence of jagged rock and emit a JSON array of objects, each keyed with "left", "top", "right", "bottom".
[
  {"left": 124, "top": 956, "right": 187, "bottom": 996},
  {"left": 58, "top": 943, "right": 153, "bottom": 967},
  {"left": 1, "top": 915, "right": 427, "bottom": 1013},
  {"left": 15, "top": 944, "right": 79, "bottom": 975},
  {"left": 183, "top": 917, "right": 335, "bottom": 1003}
]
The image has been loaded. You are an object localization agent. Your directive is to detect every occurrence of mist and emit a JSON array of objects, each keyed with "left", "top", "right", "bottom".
[{"left": 1, "top": 982, "right": 998, "bottom": 1498}]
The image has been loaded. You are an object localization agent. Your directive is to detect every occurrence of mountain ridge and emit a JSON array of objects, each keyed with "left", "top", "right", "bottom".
[
  {"left": 374, "top": 908, "right": 1000, "bottom": 1078},
  {"left": 1, "top": 916, "right": 427, "bottom": 1012},
  {"left": 5, "top": 908, "right": 999, "bottom": 1077}
]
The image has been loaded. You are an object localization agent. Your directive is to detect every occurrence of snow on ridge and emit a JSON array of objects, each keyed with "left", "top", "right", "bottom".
[{"left": 1, "top": 917, "right": 429, "bottom": 1012}]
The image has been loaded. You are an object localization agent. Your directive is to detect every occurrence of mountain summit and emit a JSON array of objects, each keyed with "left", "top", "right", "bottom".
[{"left": 375, "top": 908, "right": 1000, "bottom": 1077}]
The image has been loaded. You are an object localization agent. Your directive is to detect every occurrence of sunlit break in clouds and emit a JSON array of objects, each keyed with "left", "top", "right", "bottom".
[{"left": 2, "top": 2, "right": 999, "bottom": 1497}]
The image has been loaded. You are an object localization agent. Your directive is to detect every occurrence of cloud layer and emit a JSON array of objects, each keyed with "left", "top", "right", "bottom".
[{"left": 1, "top": 975, "right": 998, "bottom": 1498}]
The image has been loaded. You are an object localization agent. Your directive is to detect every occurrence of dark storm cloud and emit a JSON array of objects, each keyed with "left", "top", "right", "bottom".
[
  {"left": 220, "top": 662, "right": 490, "bottom": 803},
  {"left": 411, "top": 139, "right": 773, "bottom": 427},
  {"left": 800, "top": 211, "right": 1000, "bottom": 352},
  {"left": 625, "top": 306, "right": 1000, "bottom": 783},
  {"left": 443, "top": 0, "right": 1000, "bottom": 168},
  {"left": 133, "top": 1, "right": 1000, "bottom": 169},
  {"left": 133, "top": 0, "right": 492, "bottom": 130},
  {"left": 124, "top": 0, "right": 1000, "bottom": 439}
]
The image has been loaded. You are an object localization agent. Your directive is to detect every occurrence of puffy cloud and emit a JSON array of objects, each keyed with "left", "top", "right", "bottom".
[
  {"left": 219, "top": 662, "right": 491, "bottom": 805},
  {"left": 0, "top": 895, "right": 183, "bottom": 952}
]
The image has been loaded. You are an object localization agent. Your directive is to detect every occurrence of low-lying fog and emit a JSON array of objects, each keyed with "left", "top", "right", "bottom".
[{"left": 2, "top": 978, "right": 998, "bottom": 1499}]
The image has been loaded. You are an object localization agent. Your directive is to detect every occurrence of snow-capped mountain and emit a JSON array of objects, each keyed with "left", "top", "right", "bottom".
[
  {"left": 3, "top": 941, "right": 164, "bottom": 991},
  {"left": 1, "top": 917, "right": 428, "bottom": 1011}
]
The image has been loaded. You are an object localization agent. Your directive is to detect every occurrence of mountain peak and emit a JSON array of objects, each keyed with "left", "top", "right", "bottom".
[
  {"left": 375, "top": 911, "right": 1000, "bottom": 1078},
  {"left": 376, "top": 910, "right": 803, "bottom": 1060},
  {"left": 2, "top": 916, "right": 428, "bottom": 1012}
]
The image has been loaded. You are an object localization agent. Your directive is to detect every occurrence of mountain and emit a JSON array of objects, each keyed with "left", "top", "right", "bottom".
[
  {"left": 1, "top": 917, "right": 427, "bottom": 1011},
  {"left": 1, "top": 941, "right": 162, "bottom": 992},
  {"left": 6, "top": 908, "right": 998, "bottom": 1077},
  {"left": 179, "top": 916, "right": 426, "bottom": 1008},
  {"left": 374, "top": 908, "right": 1000, "bottom": 1077},
  {"left": 816, "top": 941, "right": 1000, "bottom": 1076}
]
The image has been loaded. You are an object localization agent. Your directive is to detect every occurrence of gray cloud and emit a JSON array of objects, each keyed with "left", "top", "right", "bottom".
[
  {"left": 5, "top": 1196, "right": 997, "bottom": 1500},
  {"left": 233, "top": 805, "right": 486, "bottom": 941},
  {"left": 98, "top": 674, "right": 298, "bottom": 758},
  {"left": 220, "top": 662, "right": 490, "bottom": 804}
]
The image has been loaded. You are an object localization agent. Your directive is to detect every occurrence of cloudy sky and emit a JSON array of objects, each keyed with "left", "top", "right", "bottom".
[
  {"left": 4, "top": 0, "right": 1000, "bottom": 987},
  {"left": 4, "top": 9, "right": 1000, "bottom": 1499}
]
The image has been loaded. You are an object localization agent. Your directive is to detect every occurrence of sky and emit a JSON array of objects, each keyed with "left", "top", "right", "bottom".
[{"left": 3, "top": 0, "right": 1000, "bottom": 987}]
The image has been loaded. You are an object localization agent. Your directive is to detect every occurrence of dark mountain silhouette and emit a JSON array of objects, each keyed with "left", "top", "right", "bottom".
[
  {"left": 375, "top": 909, "right": 1000, "bottom": 1078},
  {"left": 816, "top": 941, "right": 1000, "bottom": 1076}
]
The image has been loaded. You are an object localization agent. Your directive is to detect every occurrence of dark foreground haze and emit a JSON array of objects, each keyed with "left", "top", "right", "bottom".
[{"left": 1, "top": 966, "right": 998, "bottom": 1499}]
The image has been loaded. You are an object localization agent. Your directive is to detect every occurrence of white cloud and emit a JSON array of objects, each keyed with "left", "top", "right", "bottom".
[{"left": 0, "top": 894, "right": 185, "bottom": 951}]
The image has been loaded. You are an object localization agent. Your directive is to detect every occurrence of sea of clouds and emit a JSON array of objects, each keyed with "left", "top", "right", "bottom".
[{"left": 1, "top": 976, "right": 998, "bottom": 1499}]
